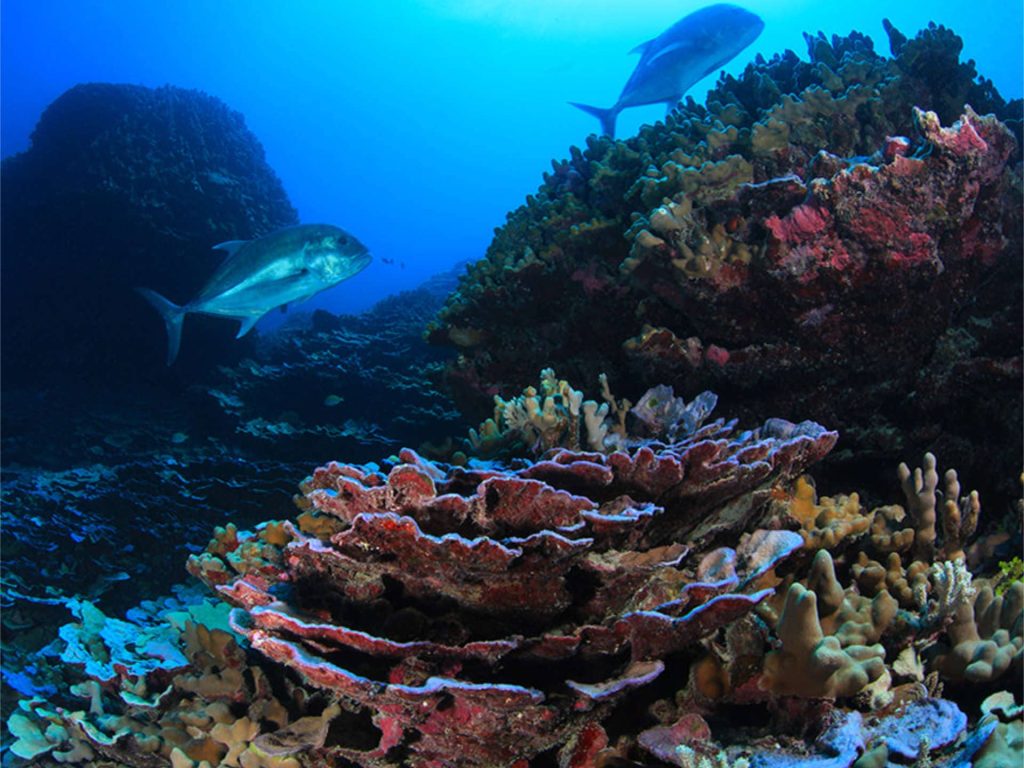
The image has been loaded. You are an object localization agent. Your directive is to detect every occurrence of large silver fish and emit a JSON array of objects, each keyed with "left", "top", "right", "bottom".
[
  {"left": 571, "top": 3, "right": 764, "bottom": 138},
  {"left": 138, "top": 223, "right": 371, "bottom": 364}
]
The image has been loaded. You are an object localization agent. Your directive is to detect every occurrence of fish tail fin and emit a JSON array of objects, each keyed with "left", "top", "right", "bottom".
[
  {"left": 569, "top": 102, "right": 617, "bottom": 138},
  {"left": 135, "top": 287, "right": 185, "bottom": 365}
]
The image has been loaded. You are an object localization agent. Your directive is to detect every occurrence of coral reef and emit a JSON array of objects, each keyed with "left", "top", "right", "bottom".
[
  {"left": 3, "top": 19, "right": 1022, "bottom": 768},
  {"left": 427, "top": 22, "right": 1023, "bottom": 506},
  {"left": 5, "top": 382, "right": 836, "bottom": 766},
  {"left": 7, "top": 373, "right": 1020, "bottom": 766},
  {"left": 0, "top": 283, "right": 466, "bottom": 728},
  {"left": 194, "top": 281, "right": 467, "bottom": 465},
  {"left": 1, "top": 83, "right": 298, "bottom": 389}
]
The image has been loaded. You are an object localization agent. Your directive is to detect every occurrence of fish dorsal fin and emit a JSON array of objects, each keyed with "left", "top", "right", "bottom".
[
  {"left": 235, "top": 314, "right": 263, "bottom": 338},
  {"left": 212, "top": 239, "right": 248, "bottom": 256},
  {"left": 629, "top": 38, "right": 654, "bottom": 55}
]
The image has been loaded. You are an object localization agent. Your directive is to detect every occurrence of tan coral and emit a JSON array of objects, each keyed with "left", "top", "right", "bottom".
[
  {"left": 928, "top": 581, "right": 1024, "bottom": 683},
  {"left": 626, "top": 195, "right": 752, "bottom": 281},
  {"left": 784, "top": 475, "right": 873, "bottom": 549},
  {"left": 866, "top": 504, "right": 916, "bottom": 554},
  {"left": 898, "top": 452, "right": 979, "bottom": 562},
  {"left": 761, "top": 577, "right": 887, "bottom": 699},
  {"left": 806, "top": 550, "right": 897, "bottom": 647},
  {"left": 469, "top": 369, "right": 590, "bottom": 455},
  {"left": 852, "top": 550, "right": 930, "bottom": 609}
]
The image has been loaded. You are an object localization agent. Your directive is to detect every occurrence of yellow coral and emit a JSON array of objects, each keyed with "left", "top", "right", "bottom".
[{"left": 785, "top": 475, "right": 872, "bottom": 549}]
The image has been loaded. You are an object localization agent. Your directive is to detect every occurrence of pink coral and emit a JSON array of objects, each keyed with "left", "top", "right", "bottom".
[{"left": 188, "top": 416, "right": 834, "bottom": 765}]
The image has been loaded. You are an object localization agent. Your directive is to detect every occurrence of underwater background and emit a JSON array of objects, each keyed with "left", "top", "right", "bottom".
[
  {"left": 3, "top": 0, "right": 1021, "bottom": 318},
  {"left": 1, "top": 1, "right": 1023, "bottom": 766}
]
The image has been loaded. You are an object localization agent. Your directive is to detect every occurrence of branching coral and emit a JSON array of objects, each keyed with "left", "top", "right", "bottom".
[
  {"left": 927, "top": 582, "right": 1024, "bottom": 683},
  {"left": 762, "top": 579, "right": 888, "bottom": 699},
  {"left": 469, "top": 368, "right": 718, "bottom": 458}
]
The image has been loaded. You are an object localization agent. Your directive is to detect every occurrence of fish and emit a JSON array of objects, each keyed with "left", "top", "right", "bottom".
[
  {"left": 571, "top": 3, "right": 764, "bottom": 138},
  {"left": 137, "top": 223, "right": 371, "bottom": 364}
]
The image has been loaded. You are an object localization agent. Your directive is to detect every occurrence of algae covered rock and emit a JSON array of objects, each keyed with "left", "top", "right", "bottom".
[{"left": 429, "top": 22, "right": 1023, "bottom": 506}]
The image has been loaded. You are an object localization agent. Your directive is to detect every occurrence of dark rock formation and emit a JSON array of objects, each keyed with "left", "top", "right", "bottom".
[{"left": 1, "top": 83, "right": 298, "bottom": 390}]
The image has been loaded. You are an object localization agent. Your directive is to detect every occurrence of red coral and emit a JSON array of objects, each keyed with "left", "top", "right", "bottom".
[{"left": 195, "top": 415, "right": 833, "bottom": 765}]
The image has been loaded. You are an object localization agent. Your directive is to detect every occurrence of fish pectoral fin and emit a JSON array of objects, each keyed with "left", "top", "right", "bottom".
[
  {"left": 212, "top": 239, "right": 249, "bottom": 256},
  {"left": 629, "top": 38, "right": 654, "bottom": 55},
  {"left": 643, "top": 40, "right": 697, "bottom": 67},
  {"left": 235, "top": 315, "right": 264, "bottom": 338}
]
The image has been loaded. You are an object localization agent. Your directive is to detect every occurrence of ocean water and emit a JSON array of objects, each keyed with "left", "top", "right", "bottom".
[
  {"left": 2, "top": 0, "right": 1021, "bottom": 320},
  {"left": 2, "top": 2, "right": 1023, "bottom": 765}
]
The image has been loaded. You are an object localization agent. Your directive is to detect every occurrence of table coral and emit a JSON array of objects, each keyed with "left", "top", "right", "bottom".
[{"left": 47, "top": 387, "right": 824, "bottom": 767}]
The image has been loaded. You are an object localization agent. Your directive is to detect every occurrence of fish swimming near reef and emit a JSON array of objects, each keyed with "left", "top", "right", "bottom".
[
  {"left": 571, "top": 3, "right": 764, "bottom": 137},
  {"left": 137, "top": 223, "right": 371, "bottom": 364}
]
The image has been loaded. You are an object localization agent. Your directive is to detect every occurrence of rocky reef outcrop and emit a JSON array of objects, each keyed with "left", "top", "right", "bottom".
[
  {"left": 0, "top": 282, "right": 464, "bottom": 685},
  {"left": 1, "top": 83, "right": 298, "bottom": 389},
  {"left": 427, "top": 22, "right": 1023, "bottom": 506}
]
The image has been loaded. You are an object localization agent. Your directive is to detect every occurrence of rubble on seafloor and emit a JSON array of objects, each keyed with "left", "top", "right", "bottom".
[{"left": 5, "top": 372, "right": 1021, "bottom": 767}]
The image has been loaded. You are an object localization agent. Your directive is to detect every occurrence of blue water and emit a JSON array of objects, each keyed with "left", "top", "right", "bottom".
[{"left": 2, "top": 0, "right": 1021, "bottom": 320}]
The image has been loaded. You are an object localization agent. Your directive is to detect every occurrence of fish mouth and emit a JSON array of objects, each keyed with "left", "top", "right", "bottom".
[{"left": 352, "top": 251, "right": 373, "bottom": 271}]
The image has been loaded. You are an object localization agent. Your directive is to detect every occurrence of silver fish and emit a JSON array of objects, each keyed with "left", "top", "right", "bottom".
[
  {"left": 138, "top": 223, "right": 371, "bottom": 364},
  {"left": 571, "top": 3, "right": 764, "bottom": 137}
]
